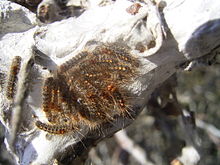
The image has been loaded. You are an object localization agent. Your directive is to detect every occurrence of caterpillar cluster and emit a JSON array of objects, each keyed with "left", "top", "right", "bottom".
[{"left": 36, "top": 43, "right": 140, "bottom": 134}]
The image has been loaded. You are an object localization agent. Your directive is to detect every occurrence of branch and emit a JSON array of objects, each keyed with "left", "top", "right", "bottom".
[
  {"left": 0, "top": 0, "right": 220, "bottom": 164},
  {"left": 114, "top": 130, "right": 155, "bottom": 165},
  {"left": 196, "top": 119, "right": 220, "bottom": 146}
]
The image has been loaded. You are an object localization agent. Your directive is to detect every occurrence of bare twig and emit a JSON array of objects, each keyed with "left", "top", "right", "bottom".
[
  {"left": 10, "top": 57, "right": 34, "bottom": 149},
  {"left": 114, "top": 130, "right": 155, "bottom": 165},
  {"left": 196, "top": 119, "right": 220, "bottom": 145}
]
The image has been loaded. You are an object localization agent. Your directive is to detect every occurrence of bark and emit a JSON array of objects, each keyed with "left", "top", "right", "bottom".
[{"left": 0, "top": 0, "right": 219, "bottom": 164}]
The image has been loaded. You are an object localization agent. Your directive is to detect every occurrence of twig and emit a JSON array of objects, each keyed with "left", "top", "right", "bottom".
[
  {"left": 10, "top": 57, "right": 34, "bottom": 149},
  {"left": 196, "top": 119, "right": 220, "bottom": 145},
  {"left": 114, "top": 130, "right": 155, "bottom": 165}
]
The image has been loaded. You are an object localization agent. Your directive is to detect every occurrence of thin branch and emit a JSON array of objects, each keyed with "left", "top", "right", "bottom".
[
  {"left": 196, "top": 119, "right": 220, "bottom": 145},
  {"left": 114, "top": 130, "right": 155, "bottom": 165}
]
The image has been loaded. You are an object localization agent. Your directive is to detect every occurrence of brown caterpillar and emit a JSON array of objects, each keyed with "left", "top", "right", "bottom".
[
  {"left": 6, "top": 56, "right": 22, "bottom": 100},
  {"left": 59, "top": 51, "right": 88, "bottom": 72},
  {"left": 94, "top": 43, "right": 140, "bottom": 67},
  {"left": 36, "top": 121, "right": 78, "bottom": 134}
]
